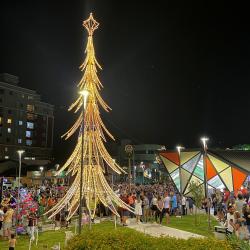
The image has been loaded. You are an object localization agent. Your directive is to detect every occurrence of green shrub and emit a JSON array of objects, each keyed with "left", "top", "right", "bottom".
[
  {"left": 227, "top": 235, "right": 250, "bottom": 250},
  {"left": 65, "top": 223, "right": 233, "bottom": 250}
]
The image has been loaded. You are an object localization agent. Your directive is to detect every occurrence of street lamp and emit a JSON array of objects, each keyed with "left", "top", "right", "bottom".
[
  {"left": 200, "top": 137, "right": 210, "bottom": 229},
  {"left": 176, "top": 146, "right": 184, "bottom": 216},
  {"left": 39, "top": 166, "right": 44, "bottom": 184},
  {"left": 16, "top": 150, "right": 25, "bottom": 228},
  {"left": 140, "top": 162, "right": 145, "bottom": 184},
  {"left": 78, "top": 89, "right": 89, "bottom": 234},
  {"left": 125, "top": 145, "right": 133, "bottom": 192}
]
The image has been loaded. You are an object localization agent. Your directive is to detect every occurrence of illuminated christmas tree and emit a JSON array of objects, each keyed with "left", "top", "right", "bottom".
[{"left": 46, "top": 13, "right": 133, "bottom": 220}]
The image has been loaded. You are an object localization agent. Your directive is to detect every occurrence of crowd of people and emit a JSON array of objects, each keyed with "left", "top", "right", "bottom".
[
  {"left": 1, "top": 179, "right": 250, "bottom": 246},
  {"left": 0, "top": 180, "right": 69, "bottom": 244},
  {"left": 210, "top": 188, "right": 250, "bottom": 239},
  {"left": 110, "top": 183, "right": 193, "bottom": 226}
]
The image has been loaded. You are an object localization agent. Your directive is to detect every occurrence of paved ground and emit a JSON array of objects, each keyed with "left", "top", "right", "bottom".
[{"left": 127, "top": 218, "right": 205, "bottom": 239}]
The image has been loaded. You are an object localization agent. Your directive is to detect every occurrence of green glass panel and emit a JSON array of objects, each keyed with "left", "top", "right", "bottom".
[
  {"left": 170, "top": 168, "right": 180, "bottom": 191},
  {"left": 193, "top": 156, "right": 204, "bottom": 180}
]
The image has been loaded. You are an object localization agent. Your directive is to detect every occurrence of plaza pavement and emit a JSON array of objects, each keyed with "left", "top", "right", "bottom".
[{"left": 126, "top": 218, "right": 205, "bottom": 239}]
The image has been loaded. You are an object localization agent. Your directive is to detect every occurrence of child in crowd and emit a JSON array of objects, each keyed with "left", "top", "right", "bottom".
[{"left": 9, "top": 233, "right": 16, "bottom": 250}]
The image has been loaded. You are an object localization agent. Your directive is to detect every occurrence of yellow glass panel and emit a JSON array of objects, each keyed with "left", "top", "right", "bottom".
[
  {"left": 220, "top": 167, "right": 233, "bottom": 192},
  {"left": 208, "top": 154, "right": 229, "bottom": 173},
  {"left": 181, "top": 169, "right": 191, "bottom": 193},
  {"left": 160, "top": 155, "right": 178, "bottom": 173},
  {"left": 184, "top": 175, "right": 203, "bottom": 195},
  {"left": 180, "top": 151, "right": 200, "bottom": 165}
]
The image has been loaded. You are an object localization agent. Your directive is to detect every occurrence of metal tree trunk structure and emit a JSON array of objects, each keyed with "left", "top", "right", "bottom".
[{"left": 46, "top": 13, "right": 133, "bottom": 220}]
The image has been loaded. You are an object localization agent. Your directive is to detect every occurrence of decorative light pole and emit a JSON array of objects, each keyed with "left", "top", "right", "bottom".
[
  {"left": 39, "top": 166, "right": 44, "bottom": 183},
  {"left": 78, "top": 89, "right": 89, "bottom": 234},
  {"left": 176, "top": 146, "right": 184, "bottom": 216},
  {"left": 16, "top": 150, "right": 25, "bottom": 227},
  {"left": 200, "top": 137, "right": 210, "bottom": 229},
  {"left": 140, "top": 162, "right": 145, "bottom": 184},
  {"left": 125, "top": 145, "right": 133, "bottom": 192}
]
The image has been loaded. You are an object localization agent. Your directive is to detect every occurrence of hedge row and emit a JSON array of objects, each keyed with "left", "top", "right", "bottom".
[{"left": 65, "top": 226, "right": 233, "bottom": 250}]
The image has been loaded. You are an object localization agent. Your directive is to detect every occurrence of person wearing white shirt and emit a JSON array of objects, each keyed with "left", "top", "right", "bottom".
[
  {"left": 181, "top": 196, "right": 186, "bottom": 216},
  {"left": 224, "top": 205, "right": 235, "bottom": 234},
  {"left": 163, "top": 192, "right": 171, "bottom": 224}
]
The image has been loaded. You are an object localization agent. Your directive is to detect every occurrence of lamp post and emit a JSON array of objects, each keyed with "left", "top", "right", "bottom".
[
  {"left": 125, "top": 145, "right": 133, "bottom": 192},
  {"left": 78, "top": 89, "right": 89, "bottom": 234},
  {"left": 200, "top": 137, "right": 210, "bottom": 229},
  {"left": 16, "top": 150, "right": 25, "bottom": 227},
  {"left": 140, "top": 162, "right": 145, "bottom": 185},
  {"left": 176, "top": 146, "right": 184, "bottom": 216},
  {"left": 39, "top": 166, "right": 44, "bottom": 184}
]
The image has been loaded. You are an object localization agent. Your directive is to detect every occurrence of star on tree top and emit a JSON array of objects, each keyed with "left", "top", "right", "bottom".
[{"left": 83, "top": 13, "right": 99, "bottom": 36}]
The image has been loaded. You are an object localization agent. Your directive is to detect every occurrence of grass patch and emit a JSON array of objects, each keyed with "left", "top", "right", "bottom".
[
  {"left": 161, "top": 214, "right": 219, "bottom": 237},
  {"left": 0, "top": 228, "right": 70, "bottom": 250}
]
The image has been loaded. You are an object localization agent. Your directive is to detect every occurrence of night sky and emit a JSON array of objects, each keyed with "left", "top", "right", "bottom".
[{"left": 1, "top": 1, "right": 250, "bottom": 161}]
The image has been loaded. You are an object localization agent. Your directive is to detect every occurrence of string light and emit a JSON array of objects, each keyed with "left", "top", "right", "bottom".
[{"left": 45, "top": 13, "right": 133, "bottom": 220}]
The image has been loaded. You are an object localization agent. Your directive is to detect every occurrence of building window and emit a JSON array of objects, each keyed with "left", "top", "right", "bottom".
[
  {"left": 18, "top": 138, "right": 22, "bottom": 144},
  {"left": 7, "top": 128, "right": 11, "bottom": 133},
  {"left": 27, "top": 122, "right": 34, "bottom": 129},
  {"left": 26, "top": 139, "right": 32, "bottom": 146},
  {"left": 27, "top": 104, "right": 34, "bottom": 112},
  {"left": 7, "top": 118, "right": 12, "bottom": 124},
  {"left": 19, "top": 120, "right": 23, "bottom": 125},
  {"left": 4, "top": 156, "right": 9, "bottom": 159},
  {"left": 26, "top": 131, "right": 32, "bottom": 138}
]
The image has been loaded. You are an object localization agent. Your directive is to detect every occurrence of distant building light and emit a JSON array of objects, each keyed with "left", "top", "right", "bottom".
[
  {"left": 18, "top": 120, "right": 23, "bottom": 125},
  {"left": 18, "top": 138, "right": 22, "bottom": 144},
  {"left": 7, "top": 128, "right": 11, "bottom": 133},
  {"left": 4, "top": 156, "right": 9, "bottom": 159},
  {"left": 26, "top": 139, "right": 32, "bottom": 146},
  {"left": 24, "top": 157, "right": 35, "bottom": 160},
  {"left": 27, "top": 122, "right": 34, "bottom": 129},
  {"left": 7, "top": 118, "right": 12, "bottom": 124},
  {"left": 27, "top": 104, "right": 34, "bottom": 112},
  {"left": 26, "top": 131, "right": 32, "bottom": 138}
]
